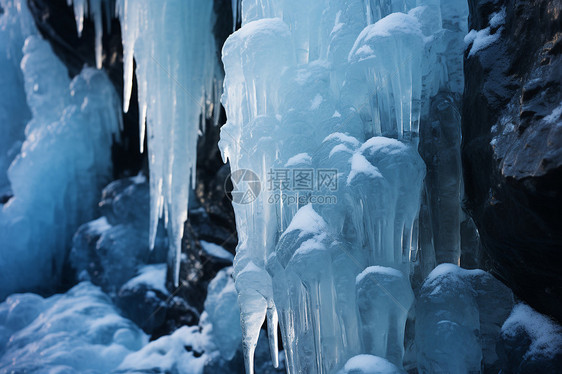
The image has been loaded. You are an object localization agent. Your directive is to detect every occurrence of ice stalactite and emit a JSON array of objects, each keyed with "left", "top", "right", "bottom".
[
  {"left": 220, "top": 1, "right": 467, "bottom": 373},
  {"left": 69, "top": 0, "right": 220, "bottom": 286},
  {"left": 0, "top": 0, "right": 120, "bottom": 298}
]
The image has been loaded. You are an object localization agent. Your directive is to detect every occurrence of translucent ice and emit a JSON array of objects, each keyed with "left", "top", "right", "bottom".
[
  {"left": 356, "top": 266, "right": 414, "bottom": 367},
  {"left": 69, "top": 0, "right": 220, "bottom": 286},
  {"left": 0, "top": 1, "right": 120, "bottom": 298},
  {"left": 0, "top": 0, "right": 32, "bottom": 197},
  {"left": 220, "top": 1, "right": 469, "bottom": 373},
  {"left": 416, "top": 264, "right": 514, "bottom": 373}
]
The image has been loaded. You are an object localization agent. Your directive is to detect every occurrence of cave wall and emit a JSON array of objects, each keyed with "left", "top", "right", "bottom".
[{"left": 463, "top": 0, "right": 562, "bottom": 322}]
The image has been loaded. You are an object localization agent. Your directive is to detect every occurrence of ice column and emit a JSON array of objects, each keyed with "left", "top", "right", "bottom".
[{"left": 220, "top": 1, "right": 455, "bottom": 373}]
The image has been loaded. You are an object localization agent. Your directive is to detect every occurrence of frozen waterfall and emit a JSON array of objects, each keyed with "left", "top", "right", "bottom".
[
  {"left": 220, "top": 0, "right": 468, "bottom": 373},
  {"left": 30, "top": 0, "right": 470, "bottom": 372}
]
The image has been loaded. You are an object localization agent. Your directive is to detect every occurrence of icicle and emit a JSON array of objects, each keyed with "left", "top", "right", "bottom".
[
  {"left": 231, "top": 0, "right": 238, "bottom": 31},
  {"left": 67, "top": 0, "right": 221, "bottom": 285},
  {"left": 72, "top": 0, "right": 87, "bottom": 37},
  {"left": 89, "top": 0, "right": 103, "bottom": 68}
]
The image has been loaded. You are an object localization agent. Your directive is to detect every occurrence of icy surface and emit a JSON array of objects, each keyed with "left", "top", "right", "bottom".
[
  {"left": 0, "top": 282, "right": 147, "bottom": 373},
  {"left": 123, "top": 264, "right": 168, "bottom": 295},
  {"left": 416, "top": 264, "right": 514, "bottom": 373},
  {"left": 0, "top": 0, "right": 32, "bottom": 198},
  {"left": 220, "top": 1, "right": 470, "bottom": 373},
  {"left": 0, "top": 0, "right": 120, "bottom": 298}
]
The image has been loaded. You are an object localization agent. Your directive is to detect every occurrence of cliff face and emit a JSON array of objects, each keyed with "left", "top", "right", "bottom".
[{"left": 463, "top": 0, "right": 562, "bottom": 322}]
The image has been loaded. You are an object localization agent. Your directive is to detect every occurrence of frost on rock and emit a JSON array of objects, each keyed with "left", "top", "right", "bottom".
[
  {"left": 416, "top": 264, "right": 514, "bottom": 374},
  {"left": 0, "top": 0, "right": 120, "bottom": 299},
  {"left": 498, "top": 303, "right": 562, "bottom": 372},
  {"left": 68, "top": 0, "right": 221, "bottom": 287},
  {"left": 220, "top": 1, "right": 468, "bottom": 373},
  {"left": 70, "top": 175, "right": 168, "bottom": 296}
]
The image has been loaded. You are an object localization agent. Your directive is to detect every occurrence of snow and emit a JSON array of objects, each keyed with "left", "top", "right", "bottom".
[
  {"left": 201, "top": 240, "right": 235, "bottom": 262},
  {"left": 465, "top": 9, "right": 505, "bottom": 58},
  {"left": 347, "top": 153, "right": 383, "bottom": 185},
  {"left": 118, "top": 325, "right": 208, "bottom": 374},
  {"left": 310, "top": 94, "right": 323, "bottom": 110},
  {"left": 0, "top": 282, "right": 147, "bottom": 373},
  {"left": 543, "top": 102, "right": 562, "bottom": 124},
  {"left": 285, "top": 152, "right": 312, "bottom": 167},
  {"left": 122, "top": 264, "right": 168, "bottom": 295},
  {"left": 489, "top": 8, "right": 506, "bottom": 29},
  {"left": 281, "top": 204, "right": 328, "bottom": 239},
  {"left": 339, "top": 354, "right": 403, "bottom": 374},
  {"left": 502, "top": 303, "right": 562, "bottom": 360},
  {"left": 356, "top": 265, "right": 404, "bottom": 284},
  {"left": 465, "top": 27, "right": 501, "bottom": 57}
]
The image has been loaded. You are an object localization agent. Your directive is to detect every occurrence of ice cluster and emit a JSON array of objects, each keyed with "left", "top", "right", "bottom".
[
  {"left": 0, "top": 0, "right": 120, "bottom": 299},
  {"left": 219, "top": 0, "right": 468, "bottom": 373},
  {"left": 67, "top": 0, "right": 221, "bottom": 287}
]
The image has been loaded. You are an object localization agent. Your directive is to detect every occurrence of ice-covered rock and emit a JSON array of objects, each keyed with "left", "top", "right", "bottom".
[
  {"left": 0, "top": 282, "right": 147, "bottom": 373},
  {"left": 416, "top": 264, "right": 514, "bottom": 373},
  {"left": 0, "top": 0, "right": 120, "bottom": 299},
  {"left": 70, "top": 176, "right": 167, "bottom": 295},
  {"left": 498, "top": 303, "right": 562, "bottom": 373}
]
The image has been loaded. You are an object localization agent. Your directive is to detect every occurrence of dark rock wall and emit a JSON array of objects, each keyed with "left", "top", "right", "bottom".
[{"left": 463, "top": 0, "right": 562, "bottom": 322}]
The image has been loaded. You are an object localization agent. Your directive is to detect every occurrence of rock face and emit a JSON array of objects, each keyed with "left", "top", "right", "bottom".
[{"left": 463, "top": 0, "right": 562, "bottom": 322}]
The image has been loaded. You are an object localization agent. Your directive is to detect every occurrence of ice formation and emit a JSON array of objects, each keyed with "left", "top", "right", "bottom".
[
  {"left": 220, "top": 0, "right": 468, "bottom": 373},
  {"left": 68, "top": 0, "right": 220, "bottom": 286},
  {"left": 416, "top": 264, "right": 514, "bottom": 373},
  {"left": 0, "top": 0, "right": 120, "bottom": 298}
]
